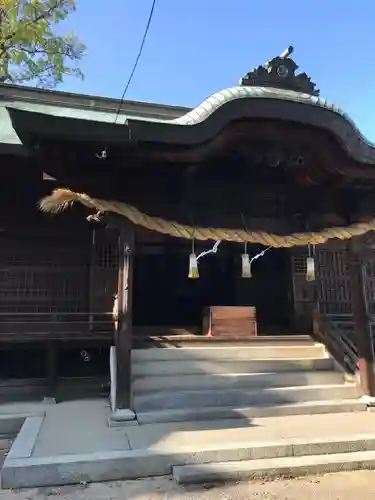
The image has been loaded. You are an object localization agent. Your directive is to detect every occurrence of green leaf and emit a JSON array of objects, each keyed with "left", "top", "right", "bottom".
[{"left": 0, "top": 0, "right": 85, "bottom": 88}]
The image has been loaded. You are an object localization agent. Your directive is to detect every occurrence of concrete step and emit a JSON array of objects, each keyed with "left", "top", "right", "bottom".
[
  {"left": 134, "top": 383, "right": 359, "bottom": 412},
  {"left": 173, "top": 450, "right": 375, "bottom": 485},
  {"left": 132, "top": 357, "right": 333, "bottom": 377},
  {"left": 133, "top": 370, "right": 344, "bottom": 394},
  {"left": 3, "top": 430, "right": 375, "bottom": 489},
  {"left": 172, "top": 430, "right": 375, "bottom": 468},
  {"left": 3, "top": 411, "right": 375, "bottom": 489},
  {"left": 136, "top": 334, "right": 316, "bottom": 348},
  {"left": 132, "top": 344, "right": 326, "bottom": 363},
  {"left": 136, "top": 399, "right": 367, "bottom": 424}
]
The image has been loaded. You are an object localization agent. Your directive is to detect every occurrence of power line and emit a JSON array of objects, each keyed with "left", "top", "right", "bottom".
[
  {"left": 114, "top": 0, "right": 157, "bottom": 124},
  {"left": 97, "top": 0, "right": 157, "bottom": 159}
]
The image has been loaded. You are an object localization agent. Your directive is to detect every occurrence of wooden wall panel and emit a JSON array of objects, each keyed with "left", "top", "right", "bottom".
[
  {"left": 291, "top": 241, "right": 375, "bottom": 332},
  {"left": 0, "top": 222, "right": 116, "bottom": 341}
]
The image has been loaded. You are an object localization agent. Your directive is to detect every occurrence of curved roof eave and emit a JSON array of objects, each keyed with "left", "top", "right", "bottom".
[{"left": 126, "top": 86, "right": 375, "bottom": 165}]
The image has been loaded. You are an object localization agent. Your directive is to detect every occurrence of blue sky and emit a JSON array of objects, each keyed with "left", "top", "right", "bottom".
[{"left": 62, "top": 1, "right": 375, "bottom": 141}]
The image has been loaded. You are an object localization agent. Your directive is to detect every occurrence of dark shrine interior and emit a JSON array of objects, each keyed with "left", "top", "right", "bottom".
[{"left": 132, "top": 240, "right": 293, "bottom": 334}]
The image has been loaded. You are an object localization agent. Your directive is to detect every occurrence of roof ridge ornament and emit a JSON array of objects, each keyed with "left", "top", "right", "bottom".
[{"left": 239, "top": 46, "right": 320, "bottom": 96}]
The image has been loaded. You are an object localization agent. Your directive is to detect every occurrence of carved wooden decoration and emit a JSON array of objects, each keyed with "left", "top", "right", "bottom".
[{"left": 240, "top": 46, "right": 320, "bottom": 96}]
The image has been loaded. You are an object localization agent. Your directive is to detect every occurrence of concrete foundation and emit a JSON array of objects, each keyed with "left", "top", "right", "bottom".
[
  {"left": 0, "top": 341, "right": 373, "bottom": 489},
  {"left": 1, "top": 400, "right": 375, "bottom": 489}
]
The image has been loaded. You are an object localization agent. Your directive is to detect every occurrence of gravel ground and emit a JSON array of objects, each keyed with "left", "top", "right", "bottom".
[{"left": 1, "top": 471, "right": 375, "bottom": 500}]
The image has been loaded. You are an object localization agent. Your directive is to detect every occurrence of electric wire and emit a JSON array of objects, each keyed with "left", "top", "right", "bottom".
[
  {"left": 97, "top": 0, "right": 157, "bottom": 159},
  {"left": 114, "top": 0, "right": 157, "bottom": 124}
]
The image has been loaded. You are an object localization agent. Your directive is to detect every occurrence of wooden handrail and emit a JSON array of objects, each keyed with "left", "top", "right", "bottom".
[{"left": 312, "top": 308, "right": 358, "bottom": 374}]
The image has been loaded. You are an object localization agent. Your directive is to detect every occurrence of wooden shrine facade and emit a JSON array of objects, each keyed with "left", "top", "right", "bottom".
[
  {"left": 2, "top": 200, "right": 363, "bottom": 343},
  {"left": 2, "top": 47, "right": 375, "bottom": 410}
]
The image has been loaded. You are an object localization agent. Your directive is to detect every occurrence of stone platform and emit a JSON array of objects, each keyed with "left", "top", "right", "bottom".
[
  {"left": 0, "top": 339, "right": 372, "bottom": 489},
  {"left": 2, "top": 398, "right": 375, "bottom": 488}
]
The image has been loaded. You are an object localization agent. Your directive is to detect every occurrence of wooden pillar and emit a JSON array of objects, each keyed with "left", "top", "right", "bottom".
[
  {"left": 45, "top": 341, "right": 57, "bottom": 402},
  {"left": 88, "top": 227, "right": 96, "bottom": 332},
  {"left": 113, "top": 225, "right": 134, "bottom": 410},
  {"left": 347, "top": 236, "right": 375, "bottom": 397}
]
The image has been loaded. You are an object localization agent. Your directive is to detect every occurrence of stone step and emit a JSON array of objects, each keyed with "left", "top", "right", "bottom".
[
  {"left": 132, "top": 344, "right": 326, "bottom": 363},
  {"left": 136, "top": 399, "right": 367, "bottom": 424},
  {"left": 141, "top": 339, "right": 318, "bottom": 348},
  {"left": 134, "top": 383, "right": 359, "bottom": 412},
  {"left": 132, "top": 357, "right": 333, "bottom": 377},
  {"left": 173, "top": 449, "right": 375, "bottom": 485},
  {"left": 133, "top": 370, "right": 345, "bottom": 394},
  {"left": 170, "top": 431, "right": 375, "bottom": 474},
  {"left": 135, "top": 334, "right": 316, "bottom": 348}
]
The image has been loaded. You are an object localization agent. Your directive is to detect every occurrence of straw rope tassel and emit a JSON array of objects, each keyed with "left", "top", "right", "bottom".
[
  {"left": 188, "top": 240, "right": 199, "bottom": 279},
  {"left": 241, "top": 243, "right": 252, "bottom": 278},
  {"left": 306, "top": 245, "right": 316, "bottom": 282}
]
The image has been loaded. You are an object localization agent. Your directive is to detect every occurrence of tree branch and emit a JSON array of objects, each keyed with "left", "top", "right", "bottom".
[
  {"left": 0, "top": 0, "right": 83, "bottom": 87},
  {"left": 27, "top": 0, "right": 65, "bottom": 27},
  {"left": 1, "top": 0, "right": 68, "bottom": 51},
  {"left": 14, "top": 44, "right": 73, "bottom": 57},
  {"left": 13, "top": 62, "right": 58, "bottom": 83}
]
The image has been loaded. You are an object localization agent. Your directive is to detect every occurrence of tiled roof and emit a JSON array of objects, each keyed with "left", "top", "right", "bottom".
[{"left": 2, "top": 83, "right": 375, "bottom": 165}]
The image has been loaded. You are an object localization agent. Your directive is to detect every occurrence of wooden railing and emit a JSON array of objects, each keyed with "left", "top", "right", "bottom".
[
  {"left": 0, "top": 312, "right": 115, "bottom": 343},
  {"left": 312, "top": 309, "right": 359, "bottom": 374}
]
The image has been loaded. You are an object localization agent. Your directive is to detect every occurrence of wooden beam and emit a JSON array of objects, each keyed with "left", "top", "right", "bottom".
[
  {"left": 347, "top": 236, "right": 375, "bottom": 397},
  {"left": 114, "top": 225, "right": 134, "bottom": 410}
]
